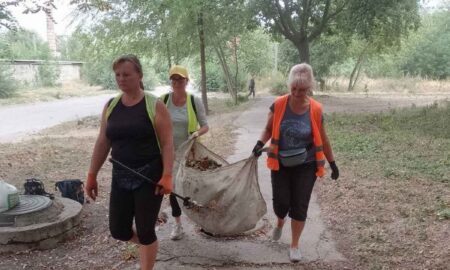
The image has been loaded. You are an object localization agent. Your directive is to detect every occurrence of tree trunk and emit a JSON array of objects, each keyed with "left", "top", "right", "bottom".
[
  {"left": 353, "top": 58, "right": 364, "bottom": 87},
  {"left": 165, "top": 36, "right": 171, "bottom": 70},
  {"left": 197, "top": 12, "right": 209, "bottom": 114},
  {"left": 215, "top": 46, "right": 236, "bottom": 101},
  {"left": 348, "top": 45, "right": 368, "bottom": 91},
  {"left": 175, "top": 41, "right": 180, "bottom": 64},
  {"left": 233, "top": 37, "right": 239, "bottom": 105},
  {"left": 295, "top": 39, "right": 310, "bottom": 63}
]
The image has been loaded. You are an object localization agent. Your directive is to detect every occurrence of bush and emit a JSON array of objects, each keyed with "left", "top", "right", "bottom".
[
  {"left": 82, "top": 59, "right": 116, "bottom": 89},
  {"left": 142, "top": 71, "right": 158, "bottom": 90},
  {"left": 195, "top": 62, "right": 248, "bottom": 94},
  {"left": 225, "top": 93, "right": 249, "bottom": 107},
  {"left": 269, "top": 73, "right": 288, "bottom": 96},
  {"left": 399, "top": 12, "right": 450, "bottom": 80},
  {"left": 36, "top": 63, "right": 60, "bottom": 87},
  {"left": 0, "top": 65, "right": 18, "bottom": 98},
  {"left": 234, "top": 68, "right": 248, "bottom": 93},
  {"left": 205, "top": 62, "right": 223, "bottom": 92}
]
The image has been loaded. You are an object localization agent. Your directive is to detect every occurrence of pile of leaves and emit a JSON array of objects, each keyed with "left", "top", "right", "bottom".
[{"left": 186, "top": 157, "right": 222, "bottom": 171}]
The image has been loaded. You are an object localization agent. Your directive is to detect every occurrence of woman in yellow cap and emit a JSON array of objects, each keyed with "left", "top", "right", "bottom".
[{"left": 161, "top": 65, "right": 209, "bottom": 240}]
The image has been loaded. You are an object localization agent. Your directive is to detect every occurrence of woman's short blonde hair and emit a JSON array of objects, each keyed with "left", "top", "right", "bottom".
[{"left": 287, "top": 63, "right": 315, "bottom": 90}]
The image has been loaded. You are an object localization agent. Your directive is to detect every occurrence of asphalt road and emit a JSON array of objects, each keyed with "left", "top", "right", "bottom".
[{"left": 0, "top": 94, "right": 114, "bottom": 143}]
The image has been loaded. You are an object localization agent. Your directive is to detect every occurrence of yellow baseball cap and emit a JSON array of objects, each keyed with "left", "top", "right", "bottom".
[{"left": 169, "top": 65, "right": 189, "bottom": 79}]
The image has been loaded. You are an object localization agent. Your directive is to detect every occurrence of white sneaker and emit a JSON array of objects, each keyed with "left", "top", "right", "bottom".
[
  {"left": 271, "top": 226, "right": 283, "bottom": 241},
  {"left": 170, "top": 224, "right": 184, "bottom": 240},
  {"left": 289, "top": 247, "right": 302, "bottom": 262}
]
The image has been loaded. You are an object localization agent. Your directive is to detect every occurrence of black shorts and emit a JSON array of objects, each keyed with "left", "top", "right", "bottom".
[
  {"left": 271, "top": 162, "right": 317, "bottom": 221},
  {"left": 109, "top": 161, "right": 163, "bottom": 245}
]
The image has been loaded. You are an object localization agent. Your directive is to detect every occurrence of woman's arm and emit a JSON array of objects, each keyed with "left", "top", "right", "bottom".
[
  {"left": 320, "top": 121, "right": 340, "bottom": 180},
  {"left": 154, "top": 100, "right": 175, "bottom": 193},
  {"left": 194, "top": 96, "right": 209, "bottom": 136},
  {"left": 86, "top": 103, "right": 111, "bottom": 200},
  {"left": 320, "top": 122, "right": 335, "bottom": 162},
  {"left": 252, "top": 111, "right": 273, "bottom": 157},
  {"left": 197, "top": 125, "right": 209, "bottom": 136},
  {"left": 258, "top": 111, "right": 274, "bottom": 145}
]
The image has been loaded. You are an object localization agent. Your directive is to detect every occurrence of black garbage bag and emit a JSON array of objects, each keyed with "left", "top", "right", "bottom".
[{"left": 55, "top": 179, "right": 84, "bottom": 204}]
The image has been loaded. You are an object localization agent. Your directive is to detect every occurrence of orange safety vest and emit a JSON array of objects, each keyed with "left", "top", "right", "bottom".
[{"left": 267, "top": 95, "right": 326, "bottom": 177}]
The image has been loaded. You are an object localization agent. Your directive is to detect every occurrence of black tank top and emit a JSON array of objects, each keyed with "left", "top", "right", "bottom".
[{"left": 106, "top": 97, "right": 161, "bottom": 168}]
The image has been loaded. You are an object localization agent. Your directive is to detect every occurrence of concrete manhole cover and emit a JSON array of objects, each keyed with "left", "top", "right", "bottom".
[
  {"left": 1, "top": 195, "right": 52, "bottom": 216},
  {"left": 0, "top": 197, "right": 82, "bottom": 253}
]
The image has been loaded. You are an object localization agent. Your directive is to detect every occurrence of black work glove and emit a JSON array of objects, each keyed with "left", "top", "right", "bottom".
[
  {"left": 252, "top": 140, "right": 264, "bottom": 157},
  {"left": 329, "top": 161, "right": 339, "bottom": 180}
]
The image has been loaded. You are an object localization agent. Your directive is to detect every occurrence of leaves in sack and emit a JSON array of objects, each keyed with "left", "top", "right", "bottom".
[{"left": 186, "top": 157, "right": 222, "bottom": 171}]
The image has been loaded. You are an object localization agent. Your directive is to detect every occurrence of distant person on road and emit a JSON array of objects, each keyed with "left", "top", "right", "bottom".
[
  {"left": 161, "top": 65, "right": 209, "bottom": 241},
  {"left": 85, "top": 54, "right": 174, "bottom": 270},
  {"left": 248, "top": 76, "right": 255, "bottom": 98},
  {"left": 252, "top": 63, "right": 339, "bottom": 262}
]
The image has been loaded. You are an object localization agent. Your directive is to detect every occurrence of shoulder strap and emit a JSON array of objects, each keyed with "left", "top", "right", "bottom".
[
  {"left": 309, "top": 97, "right": 323, "bottom": 124},
  {"left": 190, "top": 94, "right": 197, "bottom": 116},
  {"left": 144, "top": 92, "right": 161, "bottom": 149},
  {"left": 163, "top": 93, "right": 169, "bottom": 105},
  {"left": 106, "top": 94, "right": 122, "bottom": 118}
]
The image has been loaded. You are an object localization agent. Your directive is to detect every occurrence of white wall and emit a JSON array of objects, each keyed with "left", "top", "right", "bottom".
[{"left": 3, "top": 61, "right": 82, "bottom": 84}]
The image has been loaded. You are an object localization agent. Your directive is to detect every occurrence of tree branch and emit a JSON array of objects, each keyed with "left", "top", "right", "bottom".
[
  {"left": 273, "top": 0, "right": 295, "bottom": 40},
  {"left": 299, "top": 0, "right": 310, "bottom": 39},
  {"left": 308, "top": 0, "right": 331, "bottom": 41},
  {"left": 281, "top": 0, "right": 299, "bottom": 37}
]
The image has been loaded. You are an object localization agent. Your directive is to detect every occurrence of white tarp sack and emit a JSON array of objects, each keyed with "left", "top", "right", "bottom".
[
  {"left": 174, "top": 138, "right": 267, "bottom": 235},
  {"left": 0, "top": 180, "right": 19, "bottom": 213}
]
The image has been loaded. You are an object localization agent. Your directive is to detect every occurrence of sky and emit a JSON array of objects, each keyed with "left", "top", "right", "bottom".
[{"left": 8, "top": 0, "right": 76, "bottom": 40}]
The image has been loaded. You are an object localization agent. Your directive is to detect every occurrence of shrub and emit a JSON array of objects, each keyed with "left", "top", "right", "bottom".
[
  {"left": 199, "top": 62, "right": 223, "bottom": 92},
  {"left": 269, "top": 73, "right": 288, "bottom": 96},
  {"left": 82, "top": 59, "right": 116, "bottom": 90},
  {"left": 0, "top": 64, "right": 18, "bottom": 98},
  {"left": 36, "top": 63, "right": 60, "bottom": 87}
]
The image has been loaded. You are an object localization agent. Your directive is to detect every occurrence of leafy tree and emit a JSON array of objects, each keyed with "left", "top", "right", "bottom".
[
  {"left": 252, "top": 0, "right": 420, "bottom": 68},
  {"left": 342, "top": 1, "right": 420, "bottom": 90},
  {"left": 277, "top": 34, "right": 349, "bottom": 84},
  {"left": 0, "top": 29, "right": 52, "bottom": 59},
  {"left": 0, "top": 3, "right": 16, "bottom": 30},
  {"left": 400, "top": 11, "right": 450, "bottom": 79},
  {"left": 238, "top": 28, "right": 273, "bottom": 77},
  {"left": 0, "top": 64, "right": 17, "bottom": 98},
  {"left": 58, "top": 34, "right": 84, "bottom": 61},
  {"left": 0, "top": 0, "right": 56, "bottom": 30},
  {"left": 36, "top": 62, "right": 60, "bottom": 87},
  {"left": 70, "top": 0, "right": 255, "bottom": 107}
]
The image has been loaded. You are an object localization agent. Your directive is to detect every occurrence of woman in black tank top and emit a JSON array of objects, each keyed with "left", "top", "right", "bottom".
[{"left": 85, "top": 55, "right": 175, "bottom": 270}]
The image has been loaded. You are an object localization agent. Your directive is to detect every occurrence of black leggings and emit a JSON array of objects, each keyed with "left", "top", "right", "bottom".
[
  {"left": 170, "top": 193, "right": 182, "bottom": 218},
  {"left": 109, "top": 172, "right": 163, "bottom": 245},
  {"left": 271, "top": 162, "right": 317, "bottom": 222}
]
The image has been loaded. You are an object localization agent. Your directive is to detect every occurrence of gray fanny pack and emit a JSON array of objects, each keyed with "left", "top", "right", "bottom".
[{"left": 278, "top": 148, "right": 307, "bottom": 167}]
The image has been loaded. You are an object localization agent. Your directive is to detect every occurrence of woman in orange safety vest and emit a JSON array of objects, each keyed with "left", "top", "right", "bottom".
[{"left": 252, "top": 63, "right": 339, "bottom": 262}]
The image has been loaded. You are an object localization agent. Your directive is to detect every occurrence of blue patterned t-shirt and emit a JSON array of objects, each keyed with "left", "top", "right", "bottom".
[{"left": 270, "top": 101, "right": 322, "bottom": 163}]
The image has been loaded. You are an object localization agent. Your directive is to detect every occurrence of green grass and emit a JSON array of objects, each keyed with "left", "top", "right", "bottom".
[{"left": 327, "top": 102, "right": 450, "bottom": 183}]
